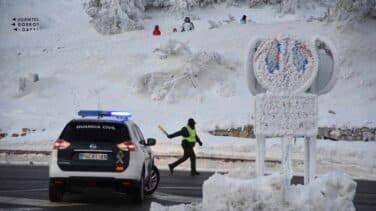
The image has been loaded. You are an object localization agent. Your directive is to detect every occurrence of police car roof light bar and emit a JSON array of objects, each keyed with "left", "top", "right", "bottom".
[{"left": 78, "top": 110, "right": 132, "bottom": 121}]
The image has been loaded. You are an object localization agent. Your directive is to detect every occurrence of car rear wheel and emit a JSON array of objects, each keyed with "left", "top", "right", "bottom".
[
  {"left": 145, "top": 165, "right": 159, "bottom": 195},
  {"left": 49, "top": 183, "right": 64, "bottom": 202},
  {"left": 131, "top": 171, "right": 145, "bottom": 204}
]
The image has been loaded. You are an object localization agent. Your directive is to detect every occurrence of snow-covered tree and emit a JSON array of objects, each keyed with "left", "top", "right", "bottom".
[
  {"left": 83, "top": 0, "right": 145, "bottom": 35},
  {"left": 249, "top": 0, "right": 280, "bottom": 8},
  {"left": 167, "top": 0, "right": 199, "bottom": 13},
  {"left": 249, "top": 0, "right": 264, "bottom": 7},
  {"left": 84, "top": 0, "right": 229, "bottom": 34},
  {"left": 327, "top": 0, "right": 376, "bottom": 23},
  {"left": 278, "top": 0, "right": 336, "bottom": 15},
  {"left": 279, "top": 0, "right": 298, "bottom": 14},
  {"left": 147, "top": 0, "right": 218, "bottom": 14}
]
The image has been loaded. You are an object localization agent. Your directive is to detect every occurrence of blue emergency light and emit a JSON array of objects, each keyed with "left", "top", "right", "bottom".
[{"left": 78, "top": 110, "right": 132, "bottom": 121}]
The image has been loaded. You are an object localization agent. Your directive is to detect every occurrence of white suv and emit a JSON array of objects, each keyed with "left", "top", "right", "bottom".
[{"left": 49, "top": 110, "right": 159, "bottom": 203}]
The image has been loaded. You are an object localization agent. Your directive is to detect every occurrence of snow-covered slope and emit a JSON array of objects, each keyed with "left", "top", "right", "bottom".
[{"left": 0, "top": 1, "right": 375, "bottom": 178}]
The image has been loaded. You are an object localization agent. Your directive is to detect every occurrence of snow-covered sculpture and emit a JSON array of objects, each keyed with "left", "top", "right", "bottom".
[
  {"left": 247, "top": 37, "right": 337, "bottom": 96},
  {"left": 246, "top": 36, "right": 337, "bottom": 185}
]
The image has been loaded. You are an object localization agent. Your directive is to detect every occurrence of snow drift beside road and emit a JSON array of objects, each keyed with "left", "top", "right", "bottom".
[{"left": 150, "top": 171, "right": 357, "bottom": 211}]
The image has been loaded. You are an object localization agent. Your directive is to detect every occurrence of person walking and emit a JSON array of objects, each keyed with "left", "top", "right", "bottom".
[
  {"left": 181, "top": 17, "right": 195, "bottom": 32},
  {"left": 240, "top": 15, "right": 247, "bottom": 24},
  {"left": 166, "top": 118, "right": 202, "bottom": 176},
  {"left": 153, "top": 25, "right": 161, "bottom": 36}
]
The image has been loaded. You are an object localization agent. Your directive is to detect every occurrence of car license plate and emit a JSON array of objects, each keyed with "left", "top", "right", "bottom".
[{"left": 79, "top": 153, "right": 108, "bottom": 160}]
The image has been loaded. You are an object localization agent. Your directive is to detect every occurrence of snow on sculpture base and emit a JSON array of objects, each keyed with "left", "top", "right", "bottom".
[
  {"left": 150, "top": 172, "right": 356, "bottom": 211},
  {"left": 255, "top": 94, "right": 318, "bottom": 137}
]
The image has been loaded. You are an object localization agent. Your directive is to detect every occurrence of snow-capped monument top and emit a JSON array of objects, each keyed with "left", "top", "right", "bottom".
[
  {"left": 253, "top": 37, "right": 319, "bottom": 94},
  {"left": 247, "top": 37, "right": 337, "bottom": 96}
]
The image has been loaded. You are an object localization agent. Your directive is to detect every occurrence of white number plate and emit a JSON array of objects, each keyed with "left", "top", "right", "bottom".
[{"left": 79, "top": 153, "right": 108, "bottom": 160}]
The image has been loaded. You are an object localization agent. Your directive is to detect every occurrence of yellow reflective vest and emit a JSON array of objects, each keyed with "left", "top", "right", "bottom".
[{"left": 183, "top": 126, "right": 196, "bottom": 143}]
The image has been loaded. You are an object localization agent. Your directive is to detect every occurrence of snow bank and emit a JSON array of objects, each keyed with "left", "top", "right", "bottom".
[
  {"left": 150, "top": 171, "right": 356, "bottom": 211},
  {"left": 150, "top": 202, "right": 202, "bottom": 211},
  {"left": 203, "top": 172, "right": 356, "bottom": 211},
  {"left": 290, "top": 172, "right": 357, "bottom": 211}
]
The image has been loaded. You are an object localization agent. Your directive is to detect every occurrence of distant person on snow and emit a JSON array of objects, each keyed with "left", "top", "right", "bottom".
[
  {"left": 153, "top": 25, "right": 161, "bottom": 36},
  {"left": 173, "top": 28, "right": 177, "bottom": 33},
  {"left": 181, "top": 17, "right": 195, "bottom": 32},
  {"left": 166, "top": 118, "right": 203, "bottom": 176},
  {"left": 240, "top": 15, "right": 247, "bottom": 24}
]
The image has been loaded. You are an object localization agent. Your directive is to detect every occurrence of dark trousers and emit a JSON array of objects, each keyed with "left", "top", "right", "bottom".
[{"left": 170, "top": 141, "right": 196, "bottom": 173}]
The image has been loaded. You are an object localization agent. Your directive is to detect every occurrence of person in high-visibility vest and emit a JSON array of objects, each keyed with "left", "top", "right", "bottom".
[{"left": 166, "top": 118, "right": 203, "bottom": 176}]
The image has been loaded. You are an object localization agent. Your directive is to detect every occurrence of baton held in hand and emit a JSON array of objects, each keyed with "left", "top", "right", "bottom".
[{"left": 158, "top": 125, "right": 168, "bottom": 136}]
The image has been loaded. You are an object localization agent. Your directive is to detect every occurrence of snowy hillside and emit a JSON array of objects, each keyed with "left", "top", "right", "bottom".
[{"left": 0, "top": 0, "right": 376, "bottom": 178}]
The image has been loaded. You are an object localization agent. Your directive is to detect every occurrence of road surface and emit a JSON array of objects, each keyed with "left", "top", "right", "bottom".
[{"left": 0, "top": 165, "right": 374, "bottom": 210}]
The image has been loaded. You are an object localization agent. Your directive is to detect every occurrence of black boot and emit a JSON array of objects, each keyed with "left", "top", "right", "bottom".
[
  {"left": 191, "top": 171, "right": 200, "bottom": 176},
  {"left": 168, "top": 164, "right": 174, "bottom": 175}
]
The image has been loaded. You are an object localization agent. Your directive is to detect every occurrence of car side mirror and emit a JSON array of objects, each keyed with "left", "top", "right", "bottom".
[{"left": 146, "top": 138, "right": 156, "bottom": 146}]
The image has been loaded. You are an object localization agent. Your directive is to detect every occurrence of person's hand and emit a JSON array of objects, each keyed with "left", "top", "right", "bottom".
[
  {"left": 166, "top": 134, "right": 172, "bottom": 139},
  {"left": 199, "top": 142, "right": 202, "bottom": 146}
]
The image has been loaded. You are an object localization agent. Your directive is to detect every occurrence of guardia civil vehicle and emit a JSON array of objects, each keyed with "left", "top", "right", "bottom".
[{"left": 49, "top": 110, "right": 159, "bottom": 203}]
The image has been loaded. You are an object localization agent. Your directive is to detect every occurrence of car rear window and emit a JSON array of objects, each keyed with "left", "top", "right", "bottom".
[{"left": 60, "top": 121, "right": 130, "bottom": 143}]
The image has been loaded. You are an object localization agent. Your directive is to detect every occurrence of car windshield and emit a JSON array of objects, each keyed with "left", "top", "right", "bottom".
[{"left": 60, "top": 121, "right": 130, "bottom": 143}]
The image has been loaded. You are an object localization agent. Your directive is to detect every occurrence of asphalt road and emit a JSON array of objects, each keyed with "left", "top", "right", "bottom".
[{"left": 0, "top": 165, "right": 375, "bottom": 211}]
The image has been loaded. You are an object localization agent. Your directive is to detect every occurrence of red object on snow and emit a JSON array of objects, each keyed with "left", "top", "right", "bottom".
[{"left": 153, "top": 25, "right": 161, "bottom": 36}]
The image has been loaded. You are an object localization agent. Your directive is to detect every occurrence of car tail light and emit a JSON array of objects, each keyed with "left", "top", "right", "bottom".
[
  {"left": 117, "top": 141, "right": 136, "bottom": 151},
  {"left": 53, "top": 139, "right": 71, "bottom": 149},
  {"left": 53, "top": 179, "right": 64, "bottom": 185},
  {"left": 116, "top": 166, "right": 125, "bottom": 171},
  {"left": 120, "top": 181, "right": 133, "bottom": 187}
]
